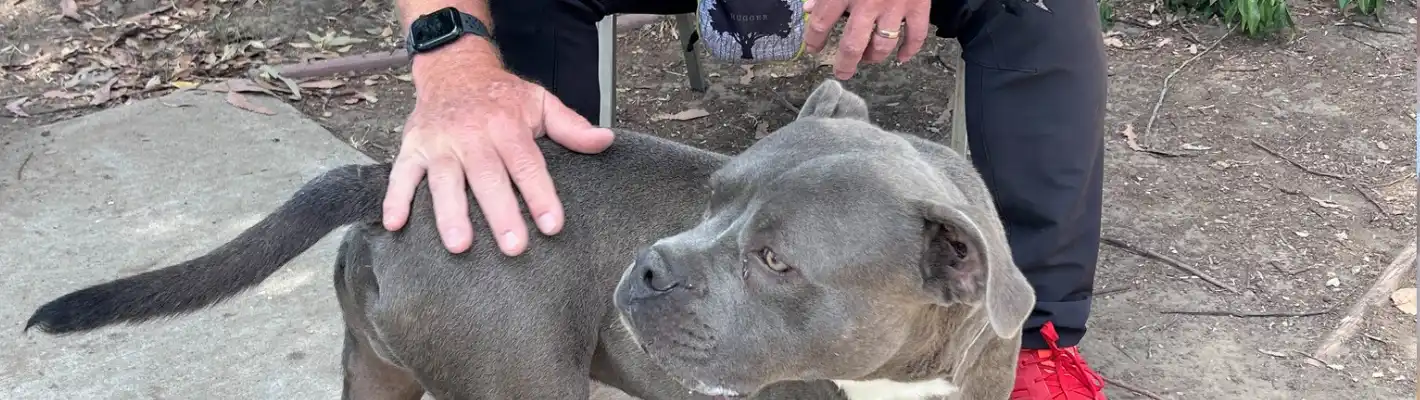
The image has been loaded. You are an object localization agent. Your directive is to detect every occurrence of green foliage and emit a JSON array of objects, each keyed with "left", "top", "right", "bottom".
[
  {"left": 1338, "top": 0, "right": 1386, "bottom": 16},
  {"left": 1165, "top": 0, "right": 1295, "bottom": 38},
  {"left": 1099, "top": 0, "right": 1116, "bottom": 30}
]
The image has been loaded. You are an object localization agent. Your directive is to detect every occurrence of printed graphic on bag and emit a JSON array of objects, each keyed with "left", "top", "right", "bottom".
[{"left": 697, "top": 0, "right": 806, "bottom": 63}]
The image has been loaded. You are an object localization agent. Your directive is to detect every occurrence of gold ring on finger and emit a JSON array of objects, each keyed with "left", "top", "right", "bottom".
[{"left": 876, "top": 29, "right": 900, "bottom": 39}]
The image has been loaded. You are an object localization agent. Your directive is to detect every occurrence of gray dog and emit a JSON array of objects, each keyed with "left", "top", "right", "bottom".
[{"left": 26, "top": 80, "right": 1034, "bottom": 400}]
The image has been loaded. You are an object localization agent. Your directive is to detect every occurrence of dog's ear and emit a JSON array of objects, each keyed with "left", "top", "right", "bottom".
[
  {"left": 797, "top": 79, "right": 870, "bottom": 122},
  {"left": 915, "top": 201, "right": 1036, "bottom": 338}
]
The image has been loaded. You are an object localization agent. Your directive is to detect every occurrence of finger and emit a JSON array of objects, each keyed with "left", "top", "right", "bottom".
[
  {"left": 835, "top": 7, "right": 878, "bottom": 79},
  {"left": 896, "top": 5, "right": 932, "bottom": 62},
  {"left": 493, "top": 119, "right": 564, "bottom": 238},
  {"left": 382, "top": 152, "right": 428, "bottom": 231},
  {"left": 804, "top": 0, "right": 848, "bottom": 54},
  {"left": 425, "top": 156, "right": 475, "bottom": 253},
  {"left": 864, "top": 9, "right": 905, "bottom": 64},
  {"left": 459, "top": 126, "right": 531, "bottom": 256},
  {"left": 540, "top": 89, "right": 615, "bottom": 154}
]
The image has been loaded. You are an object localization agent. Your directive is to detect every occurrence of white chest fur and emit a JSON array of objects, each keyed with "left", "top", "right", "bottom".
[{"left": 831, "top": 378, "right": 959, "bottom": 400}]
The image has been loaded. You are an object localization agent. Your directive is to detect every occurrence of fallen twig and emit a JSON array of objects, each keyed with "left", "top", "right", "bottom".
[
  {"left": 1102, "top": 237, "right": 1240, "bottom": 293},
  {"left": 1160, "top": 308, "right": 1333, "bottom": 318},
  {"left": 1310, "top": 242, "right": 1417, "bottom": 365},
  {"left": 1375, "top": 171, "right": 1416, "bottom": 188},
  {"left": 770, "top": 90, "right": 800, "bottom": 114},
  {"left": 1144, "top": 31, "right": 1229, "bottom": 141},
  {"left": 1095, "top": 284, "right": 1137, "bottom": 296},
  {"left": 271, "top": 50, "right": 408, "bottom": 80},
  {"left": 1249, "top": 139, "right": 1395, "bottom": 217},
  {"left": 16, "top": 151, "right": 33, "bottom": 180},
  {"left": 1104, "top": 377, "right": 1166, "bottom": 400},
  {"left": 1350, "top": 181, "right": 1389, "bottom": 215},
  {"left": 1334, "top": 21, "right": 1405, "bottom": 35},
  {"left": 1248, "top": 139, "right": 1350, "bottom": 180},
  {"left": 1269, "top": 261, "right": 1317, "bottom": 276},
  {"left": 0, "top": 102, "right": 99, "bottom": 118},
  {"left": 1341, "top": 33, "right": 1384, "bottom": 53}
]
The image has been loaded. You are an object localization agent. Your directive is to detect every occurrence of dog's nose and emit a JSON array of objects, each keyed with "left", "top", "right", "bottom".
[{"left": 634, "top": 247, "right": 684, "bottom": 293}]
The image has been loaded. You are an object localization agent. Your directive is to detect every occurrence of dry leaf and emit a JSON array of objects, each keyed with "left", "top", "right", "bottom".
[
  {"left": 1119, "top": 123, "right": 1146, "bottom": 151},
  {"left": 59, "top": 0, "right": 81, "bottom": 21},
  {"left": 1103, "top": 37, "right": 1125, "bottom": 49},
  {"left": 257, "top": 65, "right": 302, "bottom": 100},
  {"left": 298, "top": 79, "right": 345, "bottom": 89},
  {"left": 5, "top": 97, "right": 31, "bottom": 117},
  {"left": 1180, "top": 143, "right": 1211, "bottom": 151},
  {"left": 225, "top": 91, "right": 275, "bottom": 115},
  {"left": 170, "top": 81, "right": 200, "bottom": 89},
  {"left": 739, "top": 65, "right": 755, "bottom": 85},
  {"left": 653, "top": 108, "right": 711, "bottom": 121},
  {"left": 1324, "top": 277, "right": 1339, "bottom": 287},
  {"left": 89, "top": 78, "right": 117, "bottom": 106},
  {"left": 394, "top": 74, "right": 413, "bottom": 82},
  {"left": 1155, "top": 38, "right": 1172, "bottom": 48},
  {"left": 754, "top": 120, "right": 770, "bottom": 139},
  {"left": 1391, "top": 288, "right": 1417, "bottom": 315}
]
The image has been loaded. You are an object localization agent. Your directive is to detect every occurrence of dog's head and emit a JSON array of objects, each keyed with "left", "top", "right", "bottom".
[{"left": 612, "top": 80, "right": 1034, "bottom": 397}]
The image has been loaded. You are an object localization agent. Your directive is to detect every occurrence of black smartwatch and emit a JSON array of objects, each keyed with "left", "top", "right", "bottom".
[{"left": 405, "top": 7, "right": 492, "bottom": 55}]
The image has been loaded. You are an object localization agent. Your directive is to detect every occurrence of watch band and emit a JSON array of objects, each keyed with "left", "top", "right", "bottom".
[{"left": 405, "top": 7, "right": 491, "bottom": 56}]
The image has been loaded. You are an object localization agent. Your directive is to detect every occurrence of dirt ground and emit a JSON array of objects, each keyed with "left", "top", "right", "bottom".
[{"left": 3, "top": 0, "right": 1417, "bottom": 398}]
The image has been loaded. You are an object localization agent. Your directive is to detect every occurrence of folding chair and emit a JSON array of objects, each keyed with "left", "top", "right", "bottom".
[{"left": 594, "top": 14, "right": 969, "bottom": 156}]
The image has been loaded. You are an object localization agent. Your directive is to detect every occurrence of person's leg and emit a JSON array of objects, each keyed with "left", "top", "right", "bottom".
[
  {"left": 931, "top": 0, "right": 1108, "bottom": 398},
  {"left": 490, "top": 0, "right": 695, "bottom": 126}
]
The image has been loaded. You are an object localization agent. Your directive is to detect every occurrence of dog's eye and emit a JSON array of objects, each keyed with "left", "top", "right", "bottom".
[{"left": 758, "top": 248, "right": 792, "bottom": 273}]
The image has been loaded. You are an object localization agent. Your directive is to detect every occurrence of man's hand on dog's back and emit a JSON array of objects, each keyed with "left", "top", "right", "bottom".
[{"left": 383, "top": 0, "right": 615, "bottom": 256}]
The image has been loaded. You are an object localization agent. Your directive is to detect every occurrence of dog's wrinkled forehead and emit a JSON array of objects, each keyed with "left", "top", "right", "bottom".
[{"left": 712, "top": 119, "right": 925, "bottom": 189}]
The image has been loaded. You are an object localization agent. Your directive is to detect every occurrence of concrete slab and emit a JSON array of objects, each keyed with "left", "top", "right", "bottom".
[{"left": 1, "top": 90, "right": 372, "bottom": 399}]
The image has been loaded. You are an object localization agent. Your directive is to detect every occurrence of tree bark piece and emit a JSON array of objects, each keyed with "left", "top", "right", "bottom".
[{"left": 1309, "top": 241, "right": 1417, "bottom": 365}]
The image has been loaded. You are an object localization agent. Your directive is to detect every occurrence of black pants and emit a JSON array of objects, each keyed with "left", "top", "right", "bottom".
[{"left": 489, "top": 0, "right": 1107, "bottom": 349}]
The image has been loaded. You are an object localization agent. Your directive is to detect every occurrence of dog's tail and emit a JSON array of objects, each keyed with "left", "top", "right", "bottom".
[{"left": 25, "top": 163, "right": 392, "bottom": 334}]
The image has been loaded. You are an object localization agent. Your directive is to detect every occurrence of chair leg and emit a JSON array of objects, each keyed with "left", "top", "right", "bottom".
[
  {"left": 949, "top": 52, "right": 969, "bottom": 157},
  {"left": 596, "top": 15, "right": 617, "bottom": 128},
  {"left": 674, "top": 13, "right": 708, "bottom": 92}
]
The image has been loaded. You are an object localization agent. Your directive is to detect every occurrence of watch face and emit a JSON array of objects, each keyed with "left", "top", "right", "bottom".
[{"left": 411, "top": 8, "right": 462, "bottom": 51}]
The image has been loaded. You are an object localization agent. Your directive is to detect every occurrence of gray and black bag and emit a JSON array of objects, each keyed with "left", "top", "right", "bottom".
[{"left": 694, "top": 0, "right": 808, "bottom": 63}]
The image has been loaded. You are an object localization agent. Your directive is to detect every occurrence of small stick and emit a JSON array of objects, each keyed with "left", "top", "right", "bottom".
[
  {"left": 770, "top": 90, "right": 800, "bottom": 114},
  {"left": 16, "top": 151, "right": 33, "bottom": 180},
  {"left": 1350, "top": 181, "right": 1389, "bottom": 215},
  {"left": 1144, "top": 31, "right": 1229, "bottom": 141},
  {"left": 1159, "top": 308, "right": 1333, "bottom": 318},
  {"left": 1334, "top": 21, "right": 1405, "bottom": 35},
  {"left": 1095, "top": 284, "right": 1137, "bottom": 296},
  {"left": 1102, "top": 237, "right": 1240, "bottom": 293},
  {"left": 1310, "top": 242, "right": 1416, "bottom": 364},
  {"left": 271, "top": 50, "right": 408, "bottom": 80},
  {"left": 1104, "top": 377, "right": 1167, "bottom": 400},
  {"left": 1375, "top": 172, "right": 1416, "bottom": 188},
  {"left": 1248, "top": 139, "right": 1350, "bottom": 180}
]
